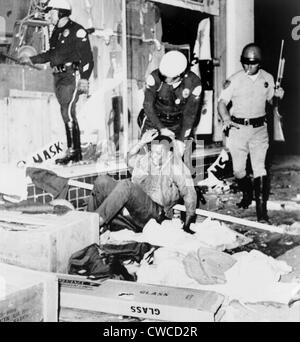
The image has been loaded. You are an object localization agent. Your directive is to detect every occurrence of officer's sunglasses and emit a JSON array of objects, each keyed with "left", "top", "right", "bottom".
[{"left": 240, "top": 57, "right": 260, "bottom": 65}]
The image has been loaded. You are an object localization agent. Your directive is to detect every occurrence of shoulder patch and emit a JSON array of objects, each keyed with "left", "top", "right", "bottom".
[
  {"left": 223, "top": 80, "right": 231, "bottom": 89},
  {"left": 192, "top": 85, "right": 202, "bottom": 97},
  {"left": 76, "top": 29, "right": 87, "bottom": 39},
  {"left": 146, "top": 75, "right": 155, "bottom": 87}
]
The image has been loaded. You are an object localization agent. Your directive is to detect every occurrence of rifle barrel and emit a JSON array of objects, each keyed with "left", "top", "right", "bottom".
[
  {"left": 276, "top": 40, "right": 285, "bottom": 88},
  {"left": 279, "top": 58, "right": 285, "bottom": 79},
  {"left": 0, "top": 52, "right": 41, "bottom": 71}
]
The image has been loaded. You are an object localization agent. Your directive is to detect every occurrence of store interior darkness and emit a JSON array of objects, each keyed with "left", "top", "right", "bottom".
[
  {"left": 255, "top": 0, "right": 300, "bottom": 155},
  {"left": 157, "top": 3, "right": 211, "bottom": 63},
  {"left": 157, "top": 3, "right": 214, "bottom": 142}
]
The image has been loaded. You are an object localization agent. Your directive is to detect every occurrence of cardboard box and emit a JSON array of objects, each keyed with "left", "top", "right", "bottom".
[
  {"left": 0, "top": 263, "right": 58, "bottom": 322},
  {"left": 60, "top": 279, "right": 224, "bottom": 322},
  {"left": 0, "top": 211, "right": 99, "bottom": 273}
]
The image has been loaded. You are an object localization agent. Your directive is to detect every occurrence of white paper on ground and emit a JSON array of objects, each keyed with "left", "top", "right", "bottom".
[
  {"left": 106, "top": 218, "right": 239, "bottom": 253},
  {"left": 0, "top": 276, "right": 5, "bottom": 300},
  {"left": 0, "top": 164, "right": 29, "bottom": 202},
  {"left": 191, "top": 218, "right": 239, "bottom": 247}
]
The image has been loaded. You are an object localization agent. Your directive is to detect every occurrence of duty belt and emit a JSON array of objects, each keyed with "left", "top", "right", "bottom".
[
  {"left": 158, "top": 112, "right": 182, "bottom": 123},
  {"left": 52, "top": 62, "right": 79, "bottom": 74},
  {"left": 231, "top": 115, "right": 266, "bottom": 128}
]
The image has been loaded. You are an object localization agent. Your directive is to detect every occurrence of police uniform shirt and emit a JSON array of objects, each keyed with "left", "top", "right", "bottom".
[
  {"left": 31, "top": 20, "right": 94, "bottom": 80},
  {"left": 219, "top": 69, "right": 275, "bottom": 119},
  {"left": 144, "top": 69, "right": 202, "bottom": 140}
]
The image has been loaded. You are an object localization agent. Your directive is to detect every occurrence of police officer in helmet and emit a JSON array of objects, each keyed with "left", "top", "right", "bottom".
[
  {"left": 218, "top": 43, "right": 284, "bottom": 223},
  {"left": 20, "top": 0, "right": 94, "bottom": 165},
  {"left": 140, "top": 50, "right": 202, "bottom": 157}
]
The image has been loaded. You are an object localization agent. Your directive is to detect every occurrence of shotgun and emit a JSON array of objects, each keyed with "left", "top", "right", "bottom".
[{"left": 273, "top": 40, "right": 285, "bottom": 142}]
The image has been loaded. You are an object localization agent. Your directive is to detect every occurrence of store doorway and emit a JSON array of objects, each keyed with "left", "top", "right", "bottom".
[
  {"left": 157, "top": 3, "right": 214, "bottom": 90},
  {"left": 156, "top": 3, "right": 215, "bottom": 139}
]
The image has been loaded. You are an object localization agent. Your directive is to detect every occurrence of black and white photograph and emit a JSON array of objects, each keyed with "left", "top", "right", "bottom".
[{"left": 0, "top": 0, "right": 300, "bottom": 326}]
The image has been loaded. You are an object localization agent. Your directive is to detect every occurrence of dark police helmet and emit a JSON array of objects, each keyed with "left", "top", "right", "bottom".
[{"left": 240, "top": 43, "right": 262, "bottom": 65}]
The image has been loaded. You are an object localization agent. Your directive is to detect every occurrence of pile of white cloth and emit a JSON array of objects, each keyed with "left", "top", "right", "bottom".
[
  {"left": 136, "top": 248, "right": 300, "bottom": 304},
  {"left": 102, "top": 218, "right": 241, "bottom": 253},
  {"left": 190, "top": 218, "right": 240, "bottom": 247}
]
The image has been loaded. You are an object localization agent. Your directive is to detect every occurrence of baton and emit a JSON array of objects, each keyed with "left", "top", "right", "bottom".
[{"left": 0, "top": 52, "right": 42, "bottom": 71}]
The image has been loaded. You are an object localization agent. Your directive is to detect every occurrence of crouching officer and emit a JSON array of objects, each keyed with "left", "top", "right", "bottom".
[
  {"left": 218, "top": 43, "right": 284, "bottom": 222},
  {"left": 140, "top": 50, "right": 202, "bottom": 157},
  {"left": 20, "top": 0, "right": 94, "bottom": 165}
]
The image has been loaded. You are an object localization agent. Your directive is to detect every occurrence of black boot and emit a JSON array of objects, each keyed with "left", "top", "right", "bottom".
[
  {"left": 56, "top": 121, "right": 82, "bottom": 165},
  {"left": 254, "top": 175, "right": 270, "bottom": 222},
  {"left": 236, "top": 176, "right": 253, "bottom": 209},
  {"left": 72, "top": 119, "right": 82, "bottom": 162},
  {"left": 55, "top": 123, "right": 72, "bottom": 165}
]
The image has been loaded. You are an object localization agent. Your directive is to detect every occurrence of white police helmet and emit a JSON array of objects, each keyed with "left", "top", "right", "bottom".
[
  {"left": 46, "top": 0, "right": 72, "bottom": 12},
  {"left": 159, "top": 51, "right": 188, "bottom": 78}
]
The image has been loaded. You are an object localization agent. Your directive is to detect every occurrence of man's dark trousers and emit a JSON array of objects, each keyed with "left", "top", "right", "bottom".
[{"left": 87, "top": 175, "right": 163, "bottom": 230}]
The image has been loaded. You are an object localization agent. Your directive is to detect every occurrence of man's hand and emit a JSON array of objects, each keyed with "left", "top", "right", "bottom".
[
  {"left": 183, "top": 214, "right": 196, "bottom": 235},
  {"left": 19, "top": 56, "right": 33, "bottom": 65},
  {"left": 160, "top": 128, "right": 175, "bottom": 139},
  {"left": 140, "top": 129, "right": 159, "bottom": 144},
  {"left": 222, "top": 118, "right": 240, "bottom": 137},
  {"left": 175, "top": 140, "right": 185, "bottom": 157},
  {"left": 274, "top": 87, "right": 285, "bottom": 100},
  {"left": 78, "top": 79, "right": 89, "bottom": 95}
]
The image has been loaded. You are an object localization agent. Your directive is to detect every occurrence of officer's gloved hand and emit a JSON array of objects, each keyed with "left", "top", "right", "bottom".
[
  {"left": 78, "top": 79, "right": 89, "bottom": 95},
  {"left": 274, "top": 87, "right": 285, "bottom": 100},
  {"left": 175, "top": 140, "right": 185, "bottom": 157},
  {"left": 19, "top": 56, "right": 33, "bottom": 65},
  {"left": 160, "top": 128, "right": 175, "bottom": 139}
]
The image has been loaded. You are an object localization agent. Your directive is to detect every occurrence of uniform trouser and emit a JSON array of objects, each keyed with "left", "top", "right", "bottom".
[
  {"left": 227, "top": 123, "right": 269, "bottom": 179},
  {"left": 87, "top": 175, "right": 163, "bottom": 230},
  {"left": 54, "top": 70, "right": 79, "bottom": 125}
]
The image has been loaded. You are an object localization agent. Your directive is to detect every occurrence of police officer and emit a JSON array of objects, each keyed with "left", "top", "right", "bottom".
[
  {"left": 218, "top": 43, "right": 284, "bottom": 222},
  {"left": 140, "top": 50, "right": 202, "bottom": 157},
  {"left": 20, "top": 0, "right": 94, "bottom": 165}
]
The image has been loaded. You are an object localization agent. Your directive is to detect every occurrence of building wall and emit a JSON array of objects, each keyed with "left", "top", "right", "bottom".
[
  {"left": 226, "top": 0, "right": 254, "bottom": 77},
  {"left": 0, "top": 0, "right": 257, "bottom": 163},
  {"left": 0, "top": 0, "right": 30, "bottom": 37}
]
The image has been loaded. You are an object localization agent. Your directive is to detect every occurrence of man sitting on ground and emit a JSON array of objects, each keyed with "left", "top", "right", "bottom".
[{"left": 87, "top": 130, "right": 197, "bottom": 234}]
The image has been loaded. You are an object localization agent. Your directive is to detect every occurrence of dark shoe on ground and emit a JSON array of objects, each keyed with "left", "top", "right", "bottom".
[{"left": 183, "top": 226, "right": 196, "bottom": 235}]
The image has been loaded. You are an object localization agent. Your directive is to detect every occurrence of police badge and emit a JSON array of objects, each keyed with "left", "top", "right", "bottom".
[
  {"left": 63, "top": 29, "right": 70, "bottom": 38},
  {"left": 182, "top": 88, "right": 190, "bottom": 98}
]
